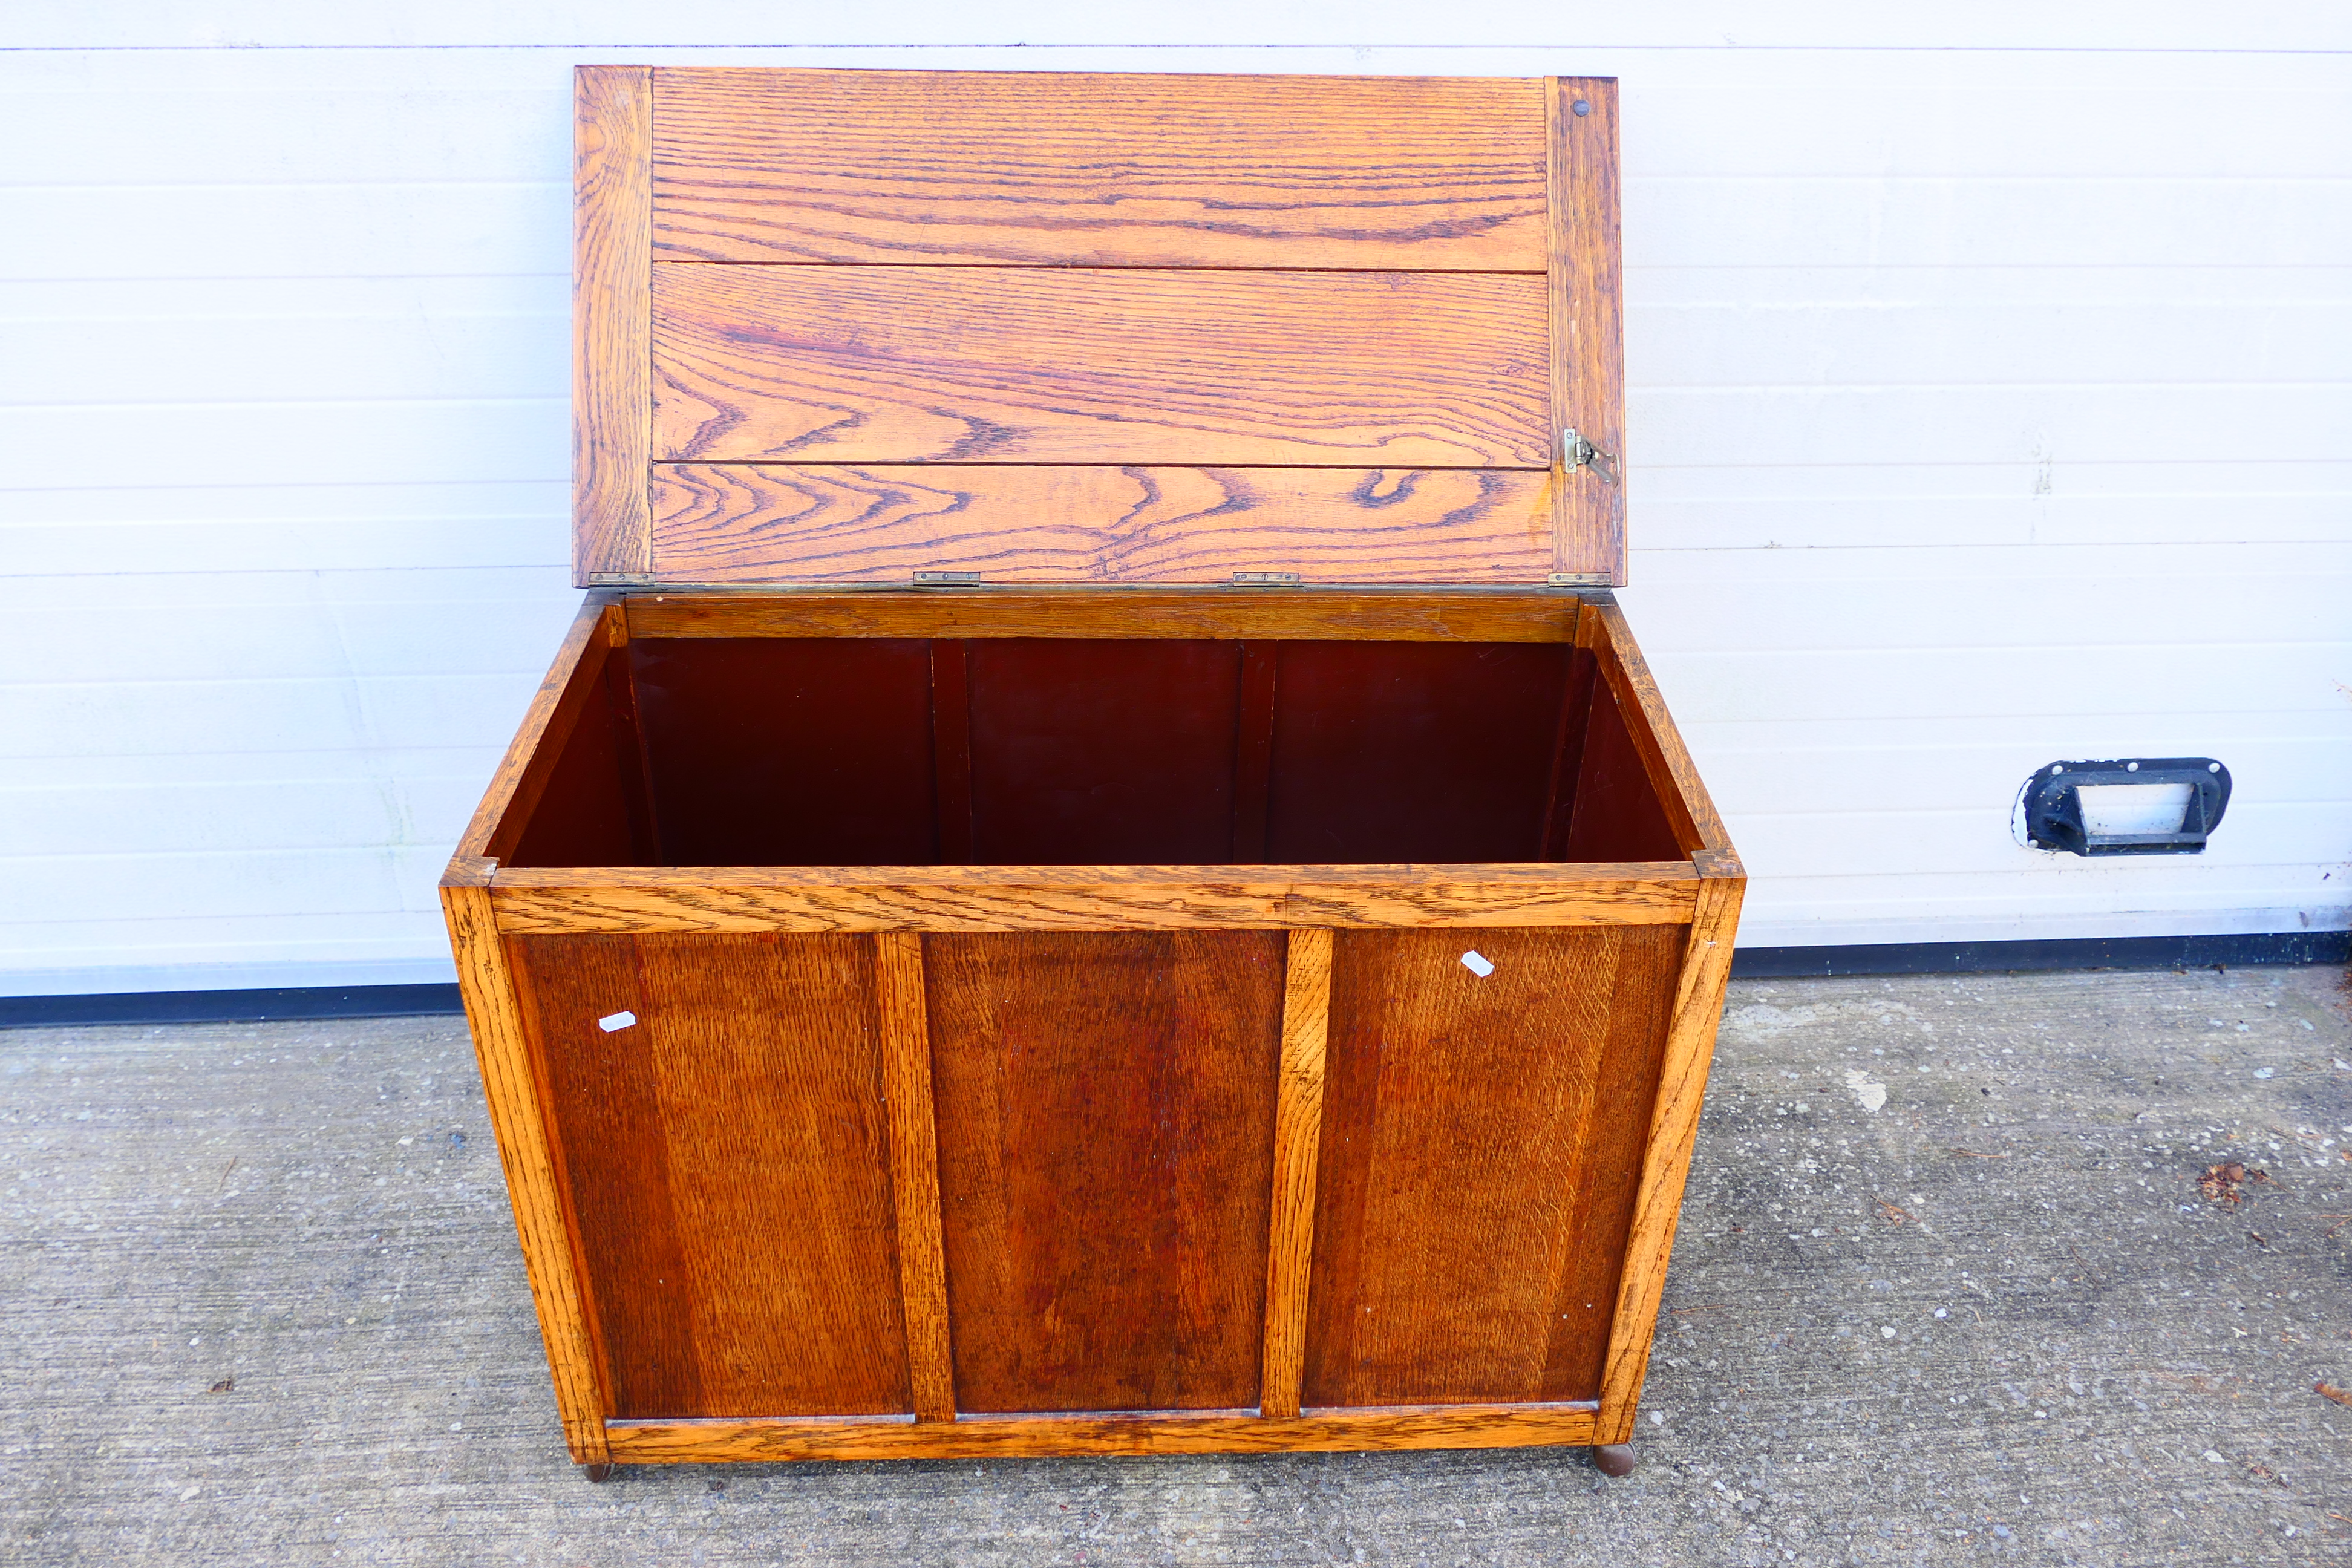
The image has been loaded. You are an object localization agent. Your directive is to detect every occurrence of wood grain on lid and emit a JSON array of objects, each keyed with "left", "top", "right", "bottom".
[
  {"left": 573, "top": 67, "right": 652, "bottom": 582},
  {"left": 574, "top": 64, "right": 1630, "bottom": 587},
  {"left": 651, "top": 69, "right": 1547, "bottom": 271},
  {"left": 650, "top": 264, "right": 1550, "bottom": 468},
  {"left": 646, "top": 465, "right": 1552, "bottom": 586}
]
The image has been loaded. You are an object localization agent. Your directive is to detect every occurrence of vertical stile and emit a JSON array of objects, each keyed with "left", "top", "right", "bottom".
[
  {"left": 876, "top": 931, "right": 956, "bottom": 1422},
  {"left": 1593, "top": 856, "right": 1745, "bottom": 1439},
  {"left": 598, "top": 613, "right": 666, "bottom": 865},
  {"left": 1260, "top": 927, "right": 1334, "bottom": 1419},
  {"left": 1537, "top": 626, "right": 1598, "bottom": 859},
  {"left": 1231, "top": 641, "right": 1280, "bottom": 863},
  {"left": 439, "top": 880, "right": 613, "bottom": 1463},
  {"left": 1546, "top": 77, "right": 1627, "bottom": 586},
  {"left": 573, "top": 65, "right": 654, "bottom": 582},
  {"left": 930, "top": 641, "right": 975, "bottom": 864}
]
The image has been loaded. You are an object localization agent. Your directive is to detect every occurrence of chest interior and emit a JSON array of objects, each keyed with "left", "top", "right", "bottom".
[{"left": 494, "top": 600, "right": 1684, "bottom": 871}]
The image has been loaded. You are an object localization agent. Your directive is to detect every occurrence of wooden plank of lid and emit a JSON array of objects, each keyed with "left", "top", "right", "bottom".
[
  {"left": 650, "top": 264, "right": 1550, "bottom": 468},
  {"left": 646, "top": 466, "right": 1553, "bottom": 586},
  {"left": 651, "top": 69, "right": 1547, "bottom": 272}
]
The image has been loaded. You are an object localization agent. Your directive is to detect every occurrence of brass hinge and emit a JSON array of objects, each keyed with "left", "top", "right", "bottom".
[
  {"left": 911, "top": 570, "right": 982, "bottom": 587},
  {"left": 1232, "top": 572, "right": 1302, "bottom": 587},
  {"left": 1561, "top": 427, "right": 1619, "bottom": 486}
]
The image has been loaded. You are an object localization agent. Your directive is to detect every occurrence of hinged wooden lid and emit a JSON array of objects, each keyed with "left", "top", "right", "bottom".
[{"left": 573, "top": 68, "right": 1625, "bottom": 590}]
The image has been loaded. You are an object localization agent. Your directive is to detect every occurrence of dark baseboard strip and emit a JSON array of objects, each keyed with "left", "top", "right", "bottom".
[
  {"left": 5, "top": 932, "right": 2345, "bottom": 1027},
  {"left": 1, "top": 982, "right": 466, "bottom": 1030},
  {"left": 1734, "top": 930, "right": 2351, "bottom": 979}
]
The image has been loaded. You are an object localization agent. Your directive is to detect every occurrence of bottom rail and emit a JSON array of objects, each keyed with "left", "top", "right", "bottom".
[{"left": 606, "top": 1402, "right": 1601, "bottom": 1462}]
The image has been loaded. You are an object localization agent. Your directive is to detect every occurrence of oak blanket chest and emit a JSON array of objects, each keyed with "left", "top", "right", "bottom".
[{"left": 441, "top": 66, "right": 1743, "bottom": 1480}]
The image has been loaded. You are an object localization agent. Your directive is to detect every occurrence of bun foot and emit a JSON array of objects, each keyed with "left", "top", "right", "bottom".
[
  {"left": 1592, "top": 1444, "right": 1636, "bottom": 1477},
  {"left": 581, "top": 1463, "right": 615, "bottom": 1483}
]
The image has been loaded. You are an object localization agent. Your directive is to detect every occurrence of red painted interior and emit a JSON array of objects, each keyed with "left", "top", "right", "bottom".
[{"left": 500, "top": 637, "right": 1684, "bottom": 867}]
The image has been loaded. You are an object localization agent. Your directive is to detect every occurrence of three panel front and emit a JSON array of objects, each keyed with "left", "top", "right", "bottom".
[{"left": 509, "top": 925, "right": 1676, "bottom": 1422}]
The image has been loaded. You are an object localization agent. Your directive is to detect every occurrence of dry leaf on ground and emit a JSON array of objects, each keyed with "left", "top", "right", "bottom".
[{"left": 2198, "top": 1163, "right": 2277, "bottom": 1206}]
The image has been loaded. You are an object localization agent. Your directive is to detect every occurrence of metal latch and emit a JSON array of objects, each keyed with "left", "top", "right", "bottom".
[
  {"left": 912, "top": 570, "right": 981, "bottom": 587},
  {"left": 1561, "top": 428, "right": 1619, "bottom": 486},
  {"left": 1232, "top": 572, "right": 1301, "bottom": 587}
]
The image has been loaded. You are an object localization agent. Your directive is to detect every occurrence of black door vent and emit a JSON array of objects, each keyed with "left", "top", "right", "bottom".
[{"left": 2016, "top": 758, "right": 2231, "bottom": 856}]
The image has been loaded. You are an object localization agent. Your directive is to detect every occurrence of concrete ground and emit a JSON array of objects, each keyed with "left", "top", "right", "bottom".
[{"left": 4, "top": 965, "right": 2348, "bottom": 1567}]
